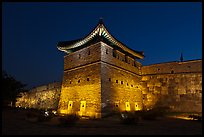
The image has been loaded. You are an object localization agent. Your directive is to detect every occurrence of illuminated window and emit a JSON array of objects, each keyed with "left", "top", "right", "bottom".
[
  {"left": 68, "top": 101, "right": 73, "bottom": 111},
  {"left": 125, "top": 102, "right": 131, "bottom": 111},
  {"left": 115, "top": 102, "right": 119, "bottom": 107},
  {"left": 135, "top": 102, "right": 141, "bottom": 111},
  {"left": 80, "top": 101, "right": 86, "bottom": 112}
]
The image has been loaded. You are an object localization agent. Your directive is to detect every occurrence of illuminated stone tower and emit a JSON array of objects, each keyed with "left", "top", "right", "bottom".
[{"left": 57, "top": 19, "right": 144, "bottom": 118}]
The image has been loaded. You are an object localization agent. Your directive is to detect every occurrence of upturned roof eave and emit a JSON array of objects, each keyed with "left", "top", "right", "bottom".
[{"left": 57, "top": 20, "right": 144, "bottom": 59}]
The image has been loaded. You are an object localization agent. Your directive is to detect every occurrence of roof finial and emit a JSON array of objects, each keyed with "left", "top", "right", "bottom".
[
  {"left": 99, "top": 17, "right": 103, "bottom": 24},
  {"left": 180, "top": 52, "right": 183, "bottom": 62}
]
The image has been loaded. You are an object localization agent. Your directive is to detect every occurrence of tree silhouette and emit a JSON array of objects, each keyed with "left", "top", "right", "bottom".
[{"left": 2, "top": 70, "right": 28, "bottom": 107}]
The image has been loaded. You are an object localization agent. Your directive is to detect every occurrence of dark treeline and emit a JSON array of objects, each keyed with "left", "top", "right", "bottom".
[{"left": 2, "top": 70, "right": 28, "bottom": 107}]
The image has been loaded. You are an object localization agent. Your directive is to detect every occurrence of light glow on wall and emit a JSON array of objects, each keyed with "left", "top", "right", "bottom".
[
  {"left": 125, "top": 102, "right": 131, "bottom": 111},
  {"left": 58, "top": 84, "right": 101, "bottom": 118}
]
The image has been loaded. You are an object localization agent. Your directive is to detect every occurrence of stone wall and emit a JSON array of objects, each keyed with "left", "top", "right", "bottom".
[
  {"left": 15, "top": 82, "right": 61, "bottom": 110},
  {"left": 142, "top": 60, "right": 202, "bottom": 75},
  {"left": 141, "top": 60, "right": 202, "bottom": 113},
  {"left": 16, "top": 41, "right": 202, "bottom": 116},
  {"left": 58, "top": 42, "right": 143, "bottom": 118},
  {"left": 101, "top": 63, "right": 143, "bottom": 112},
  {"left": 58, "top": 43, "right": 103, "bottom": 118},
  {"left": 63, "top": 42, "right": 101, "bottom": 71},
  {"left": 100, "top": 42, "right": 143, "bottom": 113},
  {"left": 58, "top": 63, "right": 101, "bottom": 118},
  {"left": 101, "top": 42, "right": 142, "bottom": 75}
]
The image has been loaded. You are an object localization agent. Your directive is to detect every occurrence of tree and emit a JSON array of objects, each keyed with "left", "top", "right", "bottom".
[{"left": 2, "top": 70, "right": 28, "bottom": 107}]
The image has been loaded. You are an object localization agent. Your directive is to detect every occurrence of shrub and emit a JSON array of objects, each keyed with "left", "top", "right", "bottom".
[
  {"left": 140, "top": 109, "right": 158, "bottom": 120},
  {"left": 37, "top": 110, "right": 55, "bottom": 122},
  {"left": 58, "top": 114, "right": 80, "bottom": 126},
  {"left": 25, "top": 109, "right": 55, "bottom": 122},
  {"left": 140, "top": 106, "right": 169, "bottom": 120},
  {"left": 188, "top": 114, "right": 202, "bottom": 121},
  {"left": 120, "top": 111, "right": 139, "bottom": 125},
  {"left": 101, "top": 111, "right": 119, "bottom": 119}
]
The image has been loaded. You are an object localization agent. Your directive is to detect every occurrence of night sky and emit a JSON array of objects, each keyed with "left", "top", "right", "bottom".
[{"left": 2, "top": 2, "right": 202, "bottom": 89}]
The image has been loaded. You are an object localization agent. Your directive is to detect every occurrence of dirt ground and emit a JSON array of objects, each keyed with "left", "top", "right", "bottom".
[{"left": 2, "top": 108, "right": 202, "bottom": 135}]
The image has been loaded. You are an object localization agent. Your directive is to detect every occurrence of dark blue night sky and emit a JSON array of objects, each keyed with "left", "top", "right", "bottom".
[{"left": 2, "top": 2, "right": 202, "bottom": 89}]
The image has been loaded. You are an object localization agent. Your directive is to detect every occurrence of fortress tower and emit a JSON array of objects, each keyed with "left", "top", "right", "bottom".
[
  {"left": 57, "top": 19, "right": 144, "bottom": 118},
  {"left": 15, "top": 20, "right": 202, "bottom": 116}
]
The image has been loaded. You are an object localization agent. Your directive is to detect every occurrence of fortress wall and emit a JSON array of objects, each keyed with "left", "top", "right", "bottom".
[
  {"left": 58, "top": 43, "right": 103, "bottom": 118},
  {"left": 15, "top": 39, "right": 202, "bottom": 116},
  {"left": 141, "top": 60, "right": 202, "bottom": 112},
  {"left": 63, "top": 42, "right": 102, "bottom": 70},
  {"left": 59, "top": 42, "right": 144, "bottom": 117},
  {"left": 100, "top": 42, "right": 142, "bottom": 75},
  {"left": 100, "top": 42, "right": 143, "bottom": 112},
  {"left": 142, "top": 60, "right": 202, "bottom": 75},
  {"left": 58, "top": 63, "right": 101, "bottom": 117},
  {"left": 15, "top": 82, "right": 61, "bottom": 110},
  {"left": 101, "top": 63, "right": 143, "bottom": 112}
]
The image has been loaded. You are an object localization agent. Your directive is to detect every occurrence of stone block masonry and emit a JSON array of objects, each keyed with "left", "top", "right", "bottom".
[
  {"left": 141, "top": 60, "right": 202, "bottom": 113},
  {"left": 15, "top": 20, "right": 202, "bottom": 117}
]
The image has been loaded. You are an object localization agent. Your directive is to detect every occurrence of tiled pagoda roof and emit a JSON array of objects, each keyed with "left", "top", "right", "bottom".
[{"left": 57, "top": 19, "right": 144, "bottom": 59}]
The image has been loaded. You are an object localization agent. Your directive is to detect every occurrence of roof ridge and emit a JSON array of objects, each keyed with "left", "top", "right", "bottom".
[{"left": 57, "top": 20, "right": 144, "bottom": 59}]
